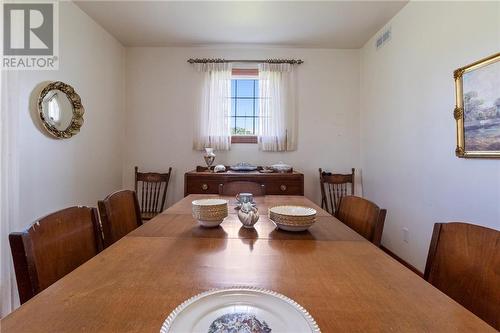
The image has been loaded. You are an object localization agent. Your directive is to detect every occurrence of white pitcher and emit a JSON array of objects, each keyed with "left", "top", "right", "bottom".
[{"left": 237, "top": 202, "right": 260, "bottom": 228}]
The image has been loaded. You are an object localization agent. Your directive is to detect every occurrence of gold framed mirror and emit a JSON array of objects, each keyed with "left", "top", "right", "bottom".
[{"left": 37, "top": 81, "right": 84, "bottom": 139}]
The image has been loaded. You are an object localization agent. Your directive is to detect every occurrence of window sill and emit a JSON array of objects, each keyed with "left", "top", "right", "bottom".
[{"left": 231, "top": 136, "right": 258, "bottom": 144}]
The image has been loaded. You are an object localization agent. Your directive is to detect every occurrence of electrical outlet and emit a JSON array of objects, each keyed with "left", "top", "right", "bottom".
[{"left": 402, "top": 227, "right": 409, "bottom": 243}]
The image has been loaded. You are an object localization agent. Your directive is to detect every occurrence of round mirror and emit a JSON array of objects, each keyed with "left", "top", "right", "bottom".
[{"left": 38, "top": 81, "right": 84, "bottom": 139}]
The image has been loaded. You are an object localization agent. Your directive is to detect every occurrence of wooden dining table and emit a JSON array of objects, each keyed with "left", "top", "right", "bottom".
[{"left": 1, "top": 195, "right": 494, "bottom": 332}]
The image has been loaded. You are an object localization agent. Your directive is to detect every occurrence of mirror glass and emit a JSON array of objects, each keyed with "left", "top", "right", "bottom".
[{"left": 41, "top": 89, "right": 74, "bottom": 131}]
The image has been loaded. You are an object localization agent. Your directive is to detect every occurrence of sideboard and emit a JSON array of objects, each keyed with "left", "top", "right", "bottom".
[{"left": 184, "top": 168, "right": 304, "bottom": 196}]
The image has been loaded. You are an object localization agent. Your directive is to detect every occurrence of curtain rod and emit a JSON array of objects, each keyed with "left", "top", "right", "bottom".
[{"left": 187, "top": 58, "right": 304, "bottom": 65}]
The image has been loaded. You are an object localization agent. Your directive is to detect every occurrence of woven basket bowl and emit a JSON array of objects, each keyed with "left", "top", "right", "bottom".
[
  {"left": 269, "top": 206, "right": 317, "bottom": 226},
  {"left": 192, "top": 199, "right": 228, "bottom": 221}
]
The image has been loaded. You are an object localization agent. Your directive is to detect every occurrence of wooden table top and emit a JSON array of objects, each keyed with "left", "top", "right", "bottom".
[
  {"left": 128, "top": 214, "right": 365, "bottom": 241},
  {"left": 166, "top": 194, "right": 330, "bottom": 216},
  {"left": 1, "top": 195, "right": 494, "bottom": 332}
]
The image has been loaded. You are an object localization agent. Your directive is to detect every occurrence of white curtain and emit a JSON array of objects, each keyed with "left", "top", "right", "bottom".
[
  {"left": 193, "top": 62, "right": 232, "bottom": 151},
  {"left": 258, "top": 63, "right": 297, "bottom": 151},
  {"left": 0, "top": 70, "right": 20, "bottom": 317}
]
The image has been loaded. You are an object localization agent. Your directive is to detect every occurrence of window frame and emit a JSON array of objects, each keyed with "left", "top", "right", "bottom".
[{"left": 231, "top": 68, "right": 259, "bottom": 144}]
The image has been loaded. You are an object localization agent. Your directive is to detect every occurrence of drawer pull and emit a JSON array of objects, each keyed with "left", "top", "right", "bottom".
[
  {"left": 201, "top": 184, "right": 209, "bottom": 191},
  {"left": 280, "top": 184, "right": 287, "bottom": 192}
]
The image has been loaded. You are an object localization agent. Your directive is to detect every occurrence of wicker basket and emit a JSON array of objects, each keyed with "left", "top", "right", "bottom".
[
  {"left": 269, "top": 206, "right": 316, "bottom": 227},
  {"left": 192, "top": 199, "right": 228, "bottom": 221}
]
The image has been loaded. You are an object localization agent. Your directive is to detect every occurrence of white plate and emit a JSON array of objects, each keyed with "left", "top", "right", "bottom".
[
  {"left": 274, "top": 223, "right": 314, "bottom": 232},
  {"left": 196, "top": 219, "right": 225, "bottom": 227},
  {"left": 192, "top": 199, "right": 228, "bottom": 206},
  {"left": 269, "top": 206, "right": 317, "bottom": 217},
  {"left": 161, "top": 287, "right": 320, "bottom": 333}
]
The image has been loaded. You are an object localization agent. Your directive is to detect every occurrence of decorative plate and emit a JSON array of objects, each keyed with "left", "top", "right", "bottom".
[
  {"left": 160, "top": 287, "right": 320, "bottom": 333},
  {"left": 230, "top": 162, "right": 258, "bottom": 171}
]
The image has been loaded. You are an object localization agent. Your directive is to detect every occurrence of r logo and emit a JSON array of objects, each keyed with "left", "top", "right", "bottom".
[{"left": 3, "top": 3, "right": 53, "bottom": 56}]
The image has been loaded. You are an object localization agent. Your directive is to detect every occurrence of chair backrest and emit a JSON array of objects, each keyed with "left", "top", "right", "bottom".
[
  {"left": 218, "top": 181, "right": 266, "bottom": 196},
  {"left": 319, "top": 168, "right": 355, "bottom": 215},
  {"left": 135, "top": 166, "right": 172, "bottom": 220},
  {"left": 424, "top": 222, "right": 500, "bottom": 330},
  {"left": 9, "top": 206, "right": 102, "bottom": 304},
  {"left": 336, "top": 195, "right": 386, "bottom": 246},
  {"left": 98, "top": 190, "right": 142, "bottom": 248}
]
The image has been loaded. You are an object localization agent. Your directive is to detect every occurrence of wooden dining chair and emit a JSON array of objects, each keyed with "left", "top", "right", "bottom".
[
  {"left": 218, "top": 181, "right": 266, "bottom": 196},
  {"left": 9, "top": 206, "right": 103, "bottom": 304},
  {"left": 319, "top": 168, "right": 355, "bottom": 215},
  {"left": 135, "top": 166, "right": 172, "bottom": 221},
  {"left": 424, "top": 222, "right": 499, "bottom": 330},
  {"left": 98, "top": 190, "right": 142, "bottom": 248},
  {"left": 335, "top": 195, "right": 386, "bottom": 246}
]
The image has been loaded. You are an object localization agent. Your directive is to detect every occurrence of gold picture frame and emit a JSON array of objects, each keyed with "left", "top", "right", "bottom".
[{"left": 454, "top": 52, "right": 500, "bottom": 158}]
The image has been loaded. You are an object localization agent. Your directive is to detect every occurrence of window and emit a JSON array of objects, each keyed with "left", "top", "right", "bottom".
[{"left": 231, "top": 79, "right": 259, "bottom": 136}]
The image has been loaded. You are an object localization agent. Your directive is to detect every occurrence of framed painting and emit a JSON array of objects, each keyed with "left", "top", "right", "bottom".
[{"left": 454, "top": 52, "right": 500, "bottom": 158}]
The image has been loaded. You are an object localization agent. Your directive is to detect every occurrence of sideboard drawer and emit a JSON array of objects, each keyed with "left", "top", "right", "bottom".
[
  {"left": 185, "top": 179, "right": 221, "bottom": 194},
  {"left": 264, "top": 181, "right": 303, "bottom": 195},
  {"left": 184, "top": 170, "right": 304, "bottom": 196}
]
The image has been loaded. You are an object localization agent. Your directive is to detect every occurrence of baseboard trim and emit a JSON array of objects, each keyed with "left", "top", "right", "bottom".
[{"left": 380, "top": 245, "right": 424, "bottom": 278}]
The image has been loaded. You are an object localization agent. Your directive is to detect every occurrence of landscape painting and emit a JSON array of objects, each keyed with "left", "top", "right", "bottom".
[{"left": 461, "top": 56, "right": 500, "bottom": 154}]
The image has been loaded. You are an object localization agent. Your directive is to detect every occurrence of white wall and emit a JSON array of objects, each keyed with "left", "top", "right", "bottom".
[
  {"left": 1, "top": 1, "right": 125, "bottom": 316},
  {"left": 2, "top": 2, "right": 125, "bottom": 241},
  {"left": 360, "top": 1, "right": 500, "bottom": 271},
  {"left": 124, "top": 47, "right": 360, "bottom": 206}
]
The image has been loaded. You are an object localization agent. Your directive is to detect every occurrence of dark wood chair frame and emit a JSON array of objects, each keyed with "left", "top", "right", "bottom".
[
  {"left": 218, "top": 181, "right": 266, "bottom": 196},
  {"left": 135, "top": 166, "right": 172, "bottom": 220},
  {"left": 319, "top": 168, "right": 355, "bottom": 215},
  {"left": 98, "top": 190, "right": 143, "bottom": 248},
  {"left": 9, "top": 206, "right": 103, "bottom": 304},
  {"left": 336, "top": 195, "right": 386, "bottom": 247},
  {"left": 369, "top": 209, "right": 386, "bottom": 247},
  {"left": 424, "top": 222, "right": 500, "bottom": 330}
]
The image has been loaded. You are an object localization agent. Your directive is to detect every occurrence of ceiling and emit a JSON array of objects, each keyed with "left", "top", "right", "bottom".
[{"left": 75, "top": 1, "right": 408, "bottom": 49}]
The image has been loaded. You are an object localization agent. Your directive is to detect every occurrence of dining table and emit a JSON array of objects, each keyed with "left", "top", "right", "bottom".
[{"left": 1, "top": 194, "right": 495, "bottom": 332}]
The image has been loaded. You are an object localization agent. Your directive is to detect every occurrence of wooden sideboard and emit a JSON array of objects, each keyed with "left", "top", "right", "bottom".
[{"left": 184, "top": 168, "right": 304, "bottom": 196}]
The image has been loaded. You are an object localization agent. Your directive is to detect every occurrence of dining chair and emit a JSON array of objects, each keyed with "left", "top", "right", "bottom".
[
  {"left": 218, "top": 181, "right": 266, "bottom": 196},
  {"left": 135, "top": 166, "right": 172, "bottom": 221},
  {"left": 98, "top": 190, "right": 142, "bottom": 248},
  {"left": 335, "top": 195, "right": 386, "bottom": 246},
  {"left": 424, "top": 222, "right": 499, "bottom": 330},
  {"left": 319, "top": 168, "right": 355, "bottom": 215},
  {"left": 9, "top": 206, "right": 103, "bottom": 304}
]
